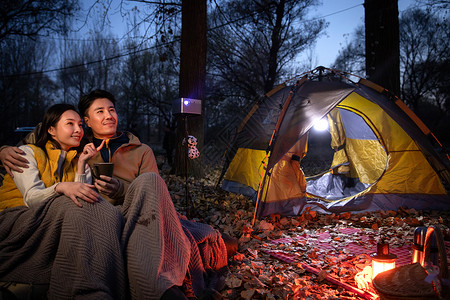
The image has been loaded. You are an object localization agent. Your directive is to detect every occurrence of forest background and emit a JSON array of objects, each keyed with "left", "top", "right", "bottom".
[{"left": 0, "top": 0, "right": 448, "bottom": 170}]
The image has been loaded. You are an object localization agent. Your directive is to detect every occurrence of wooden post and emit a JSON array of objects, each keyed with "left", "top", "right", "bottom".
[
  {"left": 175, "top": 0, "right": 206, "bottom": 179},
  {"left": 364, "top": 0, "right": 400, "bottom": 96}
]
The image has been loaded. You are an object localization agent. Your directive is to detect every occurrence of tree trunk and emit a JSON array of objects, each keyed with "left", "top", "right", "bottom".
[
  {"left": 364, "top": 0, "right": 400, "bottom": 96},
  {"left": 265, "top": 0, "right": 285, "bottom": 94},
  {"left": 174, "top": 0, "right": 206, "bottom": 178}
]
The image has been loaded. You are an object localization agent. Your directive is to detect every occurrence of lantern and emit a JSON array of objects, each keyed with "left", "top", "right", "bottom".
[{"left": 371, "top": 241, "right": 397, "bottom": 279}]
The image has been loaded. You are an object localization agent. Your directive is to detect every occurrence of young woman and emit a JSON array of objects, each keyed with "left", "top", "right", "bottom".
[
  {"left": 0, "top": 104, "right": 102, "bottom": 210},
  {"left": 0, "top": 104, "right": 126, "bottom": 299}
]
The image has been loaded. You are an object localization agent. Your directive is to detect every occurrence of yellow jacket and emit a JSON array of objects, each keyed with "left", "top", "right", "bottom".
[{"left": 0, "top": 142, "right": 78, "bottom": 211}]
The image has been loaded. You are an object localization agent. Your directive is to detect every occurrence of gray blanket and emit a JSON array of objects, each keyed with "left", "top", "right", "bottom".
[
  {"left": 0, "top": 172, "right": 228, "bottom": 299},
  {"left": 120, "top": 172, "right": 191, "bottom": 299},
  {"left": 0, "top": 195, "right": 126, "bottom": 299}
]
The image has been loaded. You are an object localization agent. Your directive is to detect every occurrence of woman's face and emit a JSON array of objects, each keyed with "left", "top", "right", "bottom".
[
  {"left": 48, "top": 110, "right": 84, "bottom": 151},
  {"left": 84, "top": 98, "right": 118, "bottom": 139}
]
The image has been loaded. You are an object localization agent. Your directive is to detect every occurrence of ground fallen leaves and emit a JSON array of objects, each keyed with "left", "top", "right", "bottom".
[{"left": 161, "top": 167, "right": 450, "bottom": 300}]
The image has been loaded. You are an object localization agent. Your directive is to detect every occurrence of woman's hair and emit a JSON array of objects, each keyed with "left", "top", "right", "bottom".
[
  {"left": 78, "top": 89, "right": 116, "bottom": 118},
  {"left": 34, "top": 103, "right": 81, "bottom": 151}
]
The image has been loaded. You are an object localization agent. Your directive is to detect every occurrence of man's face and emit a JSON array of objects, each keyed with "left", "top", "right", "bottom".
[{"left": 84, "top": 98, "right": 118, "bottom": 139}]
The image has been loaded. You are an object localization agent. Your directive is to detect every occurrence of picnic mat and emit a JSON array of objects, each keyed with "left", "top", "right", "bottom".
[{"left": 265, "top": 227, "right": 450, "bottom": 267}]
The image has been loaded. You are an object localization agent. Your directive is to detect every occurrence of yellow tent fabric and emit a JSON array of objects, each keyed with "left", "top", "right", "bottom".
[
  {"left": 224, "top": 148, "right": 266, "bottom": 192},
  {"left": 262, "top": 134, "right": 308, "bottom": 204},
  {"left": 337, "top": 93, "right": 445, "bottom": 195}
]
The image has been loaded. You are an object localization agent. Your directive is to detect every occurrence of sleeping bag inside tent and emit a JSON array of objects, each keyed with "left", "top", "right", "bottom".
[{"left": 218, "top": 67, "right": 450, "bottom": 218}]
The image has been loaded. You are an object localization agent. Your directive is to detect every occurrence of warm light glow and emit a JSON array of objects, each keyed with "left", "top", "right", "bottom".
[
  {"left": 371, "top": 241, "right": 397, "bottom": 280},
  {"left": 313, "top": 118, "right": 329, "bottom": 132},
  {"left": 372, "top": 259, "right": 396, "bottom": 279},
  {"left": 355, "top": 266, "right": 373, "bottom": 290}
]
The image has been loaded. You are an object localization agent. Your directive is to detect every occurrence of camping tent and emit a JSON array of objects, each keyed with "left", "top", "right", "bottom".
[{"left": 218, "top": 67, "right": 450, "bottom": 220}]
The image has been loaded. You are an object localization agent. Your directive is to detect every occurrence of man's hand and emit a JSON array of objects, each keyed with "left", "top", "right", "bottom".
[
  {"left": 0, "top": 146, "right": 29, "bottom": 177},
  {"left": 94, "top": 175, "right": 120, "bottom": 197}
]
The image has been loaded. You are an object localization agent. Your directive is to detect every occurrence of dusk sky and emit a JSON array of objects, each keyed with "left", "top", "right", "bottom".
[
  {"left": 80, "top": 0, "right": 417, "bottom": 68},
  {"left": 312, "top": 0, "right": 415, "bottom": 66}
]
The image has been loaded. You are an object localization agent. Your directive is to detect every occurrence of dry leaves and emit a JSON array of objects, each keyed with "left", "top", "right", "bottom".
[{"left": 161, "top": 167, "right": 450, "bottom": 299}]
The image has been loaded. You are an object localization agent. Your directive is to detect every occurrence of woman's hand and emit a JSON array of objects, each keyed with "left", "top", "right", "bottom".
[
  {"left": 77, "top": 140, "right": 105, "bottom": 174},
  {"left": 55, "top": 182, "right": 100, "bottom": 207},
  {"left": 94, "top": 175, "right": 120, "bottom": 197}
]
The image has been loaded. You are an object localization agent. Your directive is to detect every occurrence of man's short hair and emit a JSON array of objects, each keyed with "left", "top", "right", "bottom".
[{"left": 78, "top": 89, "right": 116, "bottom": 117}]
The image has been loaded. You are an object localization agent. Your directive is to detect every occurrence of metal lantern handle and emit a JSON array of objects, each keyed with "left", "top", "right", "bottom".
[{"left": 422, "top": 225, "right": 448, "bottom": 281}]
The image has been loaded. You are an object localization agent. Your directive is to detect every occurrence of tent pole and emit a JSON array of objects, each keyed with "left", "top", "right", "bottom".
[{"left": 252, "top": 155, "right": 270, "bottom": 227}]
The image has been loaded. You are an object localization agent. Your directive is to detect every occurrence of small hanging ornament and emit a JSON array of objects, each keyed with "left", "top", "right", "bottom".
[
  {"left": 183, "top": 135, "right": 200, "bottom": 159},
  {"left": 186, "top": 135, "right": 197, "bottom": 148},
  {"left": 188, "top": 147, "right": 200, "bottom": 159}
]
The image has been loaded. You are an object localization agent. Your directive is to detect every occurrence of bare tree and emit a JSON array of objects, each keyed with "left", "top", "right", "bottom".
[
  {"left": 399, "top": 8, "right": 449, "bottom": 112},
  {"left": 209, "top": 0, "right": 326, "bottom": 99},
  {"left": 0, "top": 37, "right": 57, "bottom": 145},
  {"left": 58, "top": 32, "right": 121, "bottom": 102},
  {"left": 118, "top": 39, "right": 179, "bottom": 143},
  {"left": 174, "top": 0, "right": 207, "bottom": 178},
  {"left": 0, "top": 0, "right": 79, "bottom": 144},
  {"left": 0, "top": 0, "right": 79, "bottom": 40},
  {"left": 416, "top": 0, "right": 450, "bottom": 9},
  {"left": 332, "top": 25, "right": 365, "bottom": 75}
]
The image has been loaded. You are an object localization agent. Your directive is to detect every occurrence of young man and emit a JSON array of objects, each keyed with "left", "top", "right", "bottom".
[{"left": 76, "top": 89, "right": 159, "bottom": 205}]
